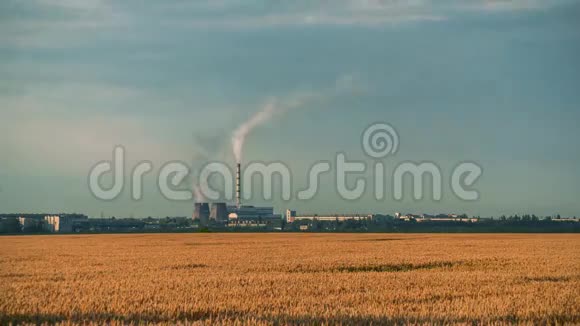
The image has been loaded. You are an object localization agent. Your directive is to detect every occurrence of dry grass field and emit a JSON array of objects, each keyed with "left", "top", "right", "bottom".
[{"left": 1, "top": 233, "right": 579, "bottom": 325}]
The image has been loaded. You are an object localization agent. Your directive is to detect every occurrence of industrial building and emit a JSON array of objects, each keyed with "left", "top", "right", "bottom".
[
  {"left": 285, "top": 209, "right": 373, "bottom": 223},
  {"left": 10, "top": 214, "right": 89, "bottom": 233},
  {"left": 17, "top": 216, "right": 43, "bottom": 232},
  {"left": 192, "top": 162, "right": 281, "bottom": 227},
  {"left": 395, "top": 212, "right": 478, "bottom": 223},
  {"left": 193, "top": 202, "right": 281, "bottom": 226},
  {"left": 43, "top": 214, "right": 89, "bottom": 232},
  {"left": 228, "top": 205, "right": 281, "bottom": 224}
]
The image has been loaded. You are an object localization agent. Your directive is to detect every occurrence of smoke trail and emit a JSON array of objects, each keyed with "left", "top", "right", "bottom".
[
  {"left": 193, "top": 185, "right": 205, "bottom": 203},
  {"left": 191, "top": 133, "right": 226, "bottom": 203},
  {"left": 232, "top": 99, "right": 278, "bottom": 163},
  {"left": 231, "top": 75, "right": 357, "bottom": 163}
]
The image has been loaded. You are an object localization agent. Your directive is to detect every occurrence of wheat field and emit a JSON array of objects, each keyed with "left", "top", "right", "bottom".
[{"left": 0, "top": 233, "right": 579, "bottom": 325}]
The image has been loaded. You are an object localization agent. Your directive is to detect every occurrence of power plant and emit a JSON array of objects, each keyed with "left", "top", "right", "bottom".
[{"left": 193, "top": 162, "right": 281, "bottom": 227}]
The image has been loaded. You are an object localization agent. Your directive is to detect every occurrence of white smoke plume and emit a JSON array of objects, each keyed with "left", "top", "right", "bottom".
[
  {"left": 232, "top": 98, "right": 278, "bottom": 163},
  {"left": 193, "top": 185, "right": 205, "bottom": 203},
  {"left": 191, "top": 132, "right": 228, "bottom": 203},
  {"left": 231, "top": 74, "right": 360, "bottom": 163}
]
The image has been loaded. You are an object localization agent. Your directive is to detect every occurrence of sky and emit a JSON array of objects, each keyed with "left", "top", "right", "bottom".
[{"left": 1, "top": 0, "right": 579, "bottom": 218}]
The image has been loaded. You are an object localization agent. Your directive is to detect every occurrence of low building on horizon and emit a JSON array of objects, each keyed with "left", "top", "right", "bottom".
[{"left": 286, "top": 209, "right": 373, "bottom": 223}]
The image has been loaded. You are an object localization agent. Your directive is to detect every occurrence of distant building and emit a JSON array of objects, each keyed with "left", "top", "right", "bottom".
[
  {"left": 233, "top": 206, "right": 280, "bottom": 221},
  {"left": 17, "top": 217, "right": 43, "bottom": 232},
  {"left": 551, "top": 217, "right": 579, "bottom": 222},
  {"left": 44, "top": 214, "right": 88, "bottom": 233},
  {"left": 0, "top": 217, "right": 21, "bottom": 233},
  {"left": 396, "top": 213, "right": 478, "bottom": 223},
  {"left": 235, "top": 206, "right": 275, "bottom": 218},
  {"left": 287, "top": 210, "right": 373, "bottom": 222},
  {"left": 83, "top": 218, "right": 144, "bottom": 232},
  {"left": 286, "top": 209, "right": 297, "bottom": 223},
  {"left": 416, "top": 217, "right": 478, "bottom": 223},
  {"left": 397, "top": 214, "right": 421, "bottom": 221},
  {"left": 227, "top": 206, "right": 281, "bottom": 227}
]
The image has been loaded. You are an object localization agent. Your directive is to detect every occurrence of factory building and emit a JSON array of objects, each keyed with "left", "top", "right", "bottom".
[
  {"left": 12, "top": 214, "right": 88, "bottom": 233},
  {"left": 236, "top": 206, "right": 276, "bottom": 219},
  {"left": 396, "top": 213, "right": 478, "bottom": 223},
  {"left": 18, "top": 216, "right": 43, "bottom": 232},
  {"left": 286, "top": 209, "right": 372, "bottom": 223},
  {"left": 226, "top": 205, "right": 282, "bottom": 228},
  {"left": 193, "top": 163, "right": 281, "bottom": 227},
  {"left": 286, "top": 210, "right": 297, "bottom": 223},
  {"left": 195, "top": 202, "right": 284, "bottom": 225},
  {"left": 44, "top": 214, "right": 88, "bottom": 233},
  {"left": 228, "top": 206, "right": 281, "bottom": 221}
]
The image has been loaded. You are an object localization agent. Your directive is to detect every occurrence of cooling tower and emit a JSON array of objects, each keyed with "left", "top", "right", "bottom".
[
  {"left": 210, "top": 203, "right": 228, "bottom": 222},
  {"left": 193, "top": 203, "right": 210, "bottom": 226}
]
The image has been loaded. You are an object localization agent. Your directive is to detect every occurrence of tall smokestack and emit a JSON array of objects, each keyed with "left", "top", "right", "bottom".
[{"left": 236, "top": 163, "right": 241, "bottom": 209}]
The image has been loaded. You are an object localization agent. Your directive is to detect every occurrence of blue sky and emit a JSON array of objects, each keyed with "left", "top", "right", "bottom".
[{"left": 1, "top": 0, "right": 579, "bottom": 217}]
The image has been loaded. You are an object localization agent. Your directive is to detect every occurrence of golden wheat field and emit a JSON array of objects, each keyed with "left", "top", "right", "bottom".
[{"left": 0, "top": 233, "right": 579, "bottom": 325}]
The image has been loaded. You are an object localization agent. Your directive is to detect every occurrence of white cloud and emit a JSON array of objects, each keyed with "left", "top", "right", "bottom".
[
  {"left": 0, "top": 83, "right": 138, "bottom": 114},
  {"left": 167, "top": 0, "right": 567, "bottom": 28},
  {"left": 178, "top": 13, "right": 444, "bottom": 29},
  {"left": 2, "top": 0, "right": 566, "bottom": 38},
  {"left": 458, "top": 0, "right": 551, "bottom": 12},
  {"left": 33, "top": 0, "right": 112, "bottom": 12},
  {"left": 0, "top": 0, "right": 569, "bottom": 48},
  {"left": 0, "top": 0, "right": 127, "bottom": 48},
  {"left": 169, "top": 1, "right": 446, "bottom": 28}
]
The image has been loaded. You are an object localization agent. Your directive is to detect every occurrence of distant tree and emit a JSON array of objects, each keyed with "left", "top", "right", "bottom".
[
  {"left": 176, "top": 218, "right": 189, "bottom": 227},
  {"left": 522, "top": 215, "right": 531, "bottom": 222},
  {"left": 0, "top": 218, "right": 21, "bottom": 234},
  {"left": 314, "top": 219, "right": 323, "bottom": 231}
]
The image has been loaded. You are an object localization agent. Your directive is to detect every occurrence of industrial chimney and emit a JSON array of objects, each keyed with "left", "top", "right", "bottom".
[{"left": 236, "top": 163, "right": 241, "bottom": 209}]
